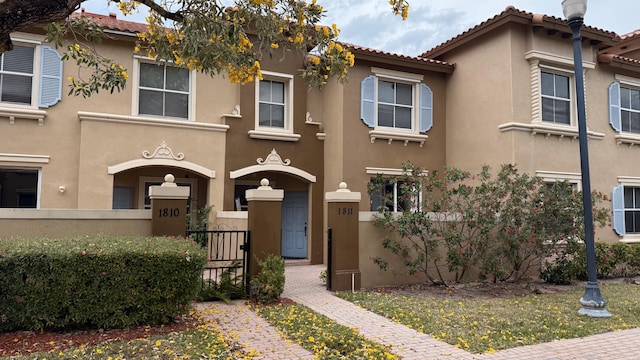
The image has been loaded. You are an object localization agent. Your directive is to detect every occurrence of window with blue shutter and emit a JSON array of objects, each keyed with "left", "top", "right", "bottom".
[
  {"left": 39, "top": 46, "right": 63, "bottom": 108},
  {"left": 360, "top": 75, "right": 376, "bottom": 128},
  {"left": 609, "top": 82, "right": 622, "bottom": 132},
  {"left": 419, "top": 83, "right": 433, "bottom": 132},
  {"left": 612, "top": 184, "right": 625, "bottom": 236}
]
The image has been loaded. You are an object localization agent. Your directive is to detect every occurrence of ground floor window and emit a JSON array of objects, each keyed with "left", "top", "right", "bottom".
[
  {"left": 369, "top": 178, "right": 419, "bottom": 212},
  {"left": 0, "top": 168, "right": 38, "bottom": 208}
]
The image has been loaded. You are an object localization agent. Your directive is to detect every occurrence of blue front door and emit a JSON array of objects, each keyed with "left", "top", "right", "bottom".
[{"left": 281, "top": 191, "right": 308, "bottom": 258}]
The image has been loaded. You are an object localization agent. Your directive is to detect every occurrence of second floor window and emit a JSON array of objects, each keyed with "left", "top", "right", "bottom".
[
  {"left": 620, "top": 87, "right": 640, "bottom": 133},
  {"left": 541, "top": 71, "right": 570, "bottom": 125},
  {"left": 0, "top": 44, "right": 61, "bottom": 108},
  {"left": 360, "top": 72, "right": 433, "bottom": 134},
  {"left": 0, "top": 45, "right": 34, "bottom": 105},
  {"left": 259, "top": 79, "right": 285, "bottom": 128},
  {"left": 378, "top": 80, "right": 413, "bottom": 129},
  {"left": 138, "top": 62, "right": 190, "bottom": 119}
]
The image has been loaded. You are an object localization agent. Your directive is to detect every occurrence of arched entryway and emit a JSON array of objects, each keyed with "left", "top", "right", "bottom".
[{"left": 229, "top": 150, "right": 317, "bottom": 260}]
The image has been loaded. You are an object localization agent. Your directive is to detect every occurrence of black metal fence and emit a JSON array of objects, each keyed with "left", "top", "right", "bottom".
[{"left": 187, "top": 229, "right": 250, "bottom": 295}]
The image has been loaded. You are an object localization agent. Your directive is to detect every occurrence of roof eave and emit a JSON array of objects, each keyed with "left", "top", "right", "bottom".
[
  {"left": 348, "top": 48, "right": 454, "bottom": 74},
  {"left": 423, "top": 9, "right": 617, "bottom": 59},
  {"left": 598, "top": 54, "right": 640, "bottom": 73}
]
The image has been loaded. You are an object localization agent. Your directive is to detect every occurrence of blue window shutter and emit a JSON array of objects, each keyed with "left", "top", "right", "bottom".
[
  {"left": 361, "top": 75, "right": 376, "bottom": 128},
  {"left": 609, "top": 81, "right": 621, "bottom": 132},
  {"left": 419, "top": 83, "right": 433, "bottom": 132},
  {"left": 612, "top": 184, "right": 625, "bottom": 236},
  {"left": 39, "top": 46, "right": 62, "bottom": 108}
]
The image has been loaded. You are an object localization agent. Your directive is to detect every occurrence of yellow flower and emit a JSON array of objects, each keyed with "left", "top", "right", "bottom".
[
  {"left": 271, "top": 43, "right": 279, "bottom": 49},
  {"left": 67, "top": 76, "right": 73, "bottom": 82}
]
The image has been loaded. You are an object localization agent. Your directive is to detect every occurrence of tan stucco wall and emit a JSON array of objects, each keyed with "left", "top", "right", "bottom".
[
  {"left": 1, "top": 30, "right": 231, "bottom": 213},
  {"left": 435, "top": 22, "right": 640, "bottom": 244},
  {"left": 334, "top": 61, "right": 448, "bottom": 211},
  {"left": 0, "top": 209, "right": 151, "bottom": 238}
]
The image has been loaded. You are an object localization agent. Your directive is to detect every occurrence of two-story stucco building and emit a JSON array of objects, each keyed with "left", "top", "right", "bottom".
[{"left": 2, "top": 7, "right": 640, "bottom": 280}]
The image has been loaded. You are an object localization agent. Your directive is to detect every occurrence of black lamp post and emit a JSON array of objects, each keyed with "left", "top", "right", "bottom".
[{"left": 561, "top": 0, "right": 611, "bottom": 317}]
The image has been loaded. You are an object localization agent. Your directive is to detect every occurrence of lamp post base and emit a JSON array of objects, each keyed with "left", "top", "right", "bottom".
[{"left": 578, "top": 282, "right": 611, "bottom": 317}]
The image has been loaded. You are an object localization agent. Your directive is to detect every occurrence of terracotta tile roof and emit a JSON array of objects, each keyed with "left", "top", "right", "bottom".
[
  {"left": 422, "top": 6, "right": 617, "bottom": 58},
  {"left": 341, "top": 42, "right": 454, "bottom": 72},
  {"left": 72, "top": 9, "right": 147, "bottom": 34},
  {"left": 598, "top": 53, "right": 640, "bottom": 69},
  {"left": 620, "top": 29, "right": 640, "bottom": 40}
]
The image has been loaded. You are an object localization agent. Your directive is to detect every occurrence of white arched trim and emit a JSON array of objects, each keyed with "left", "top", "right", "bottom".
[
  {"left": 108, "top": 158, "right": 216, "bottom": 178},
  {"left": 229, "top": 164, "right": 316, "bottom": 183}
]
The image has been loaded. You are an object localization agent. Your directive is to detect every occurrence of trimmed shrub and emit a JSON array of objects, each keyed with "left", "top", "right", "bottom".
[
  {"left": 541, "top": 242, "right": 640, "bottom": 284},
  {"left": 0, "top": 235, "right": 206, "bottom": 332},
  {"left": 251, "top": 254, "right": 285, "bottom": 304}
]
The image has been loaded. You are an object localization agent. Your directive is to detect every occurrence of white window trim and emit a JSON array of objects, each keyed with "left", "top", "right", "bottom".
[
  {"left": 131, "top": 56, "right": 196, "bottom": 121},
  {"left": 616, "top": 176, "right": 640, "bottom": 243},
  {"left": 0, "top": 166, "right": 42, "bottom": 209},
  {"left": 249, "top": 71, "right": 300, "bottom": 142},
  {"left": 367, "top": 167, "right": 424, "bottom": 212},
  {"left": 138, "top": 176, "right": 197, "bottom": 210},
  {"left": 613, "top": 74, "right": 640, "bottom": 146},
  {"left": 371, "top": 68, "right": 420, "bottom": 132},
  {"left": 367, "top": 68, "right": 428, "bottom": 146},
  {"left": 499, "top": 51, "right": 603, "bottom": 140},
  {"left": 1, "top": 39, "right": 41, "bottom": 110},
  {"left": 536, "top": 171, "right": 582, "bottom": 191}
]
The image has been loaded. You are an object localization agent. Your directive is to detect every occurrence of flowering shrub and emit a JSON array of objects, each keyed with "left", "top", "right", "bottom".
[
  {"left": 257, "top": 303, "right": 398, "bottom": 359},
  {"left": 250, "top": 253, "right": 285, "bottom": 304},
  {"left": 369, "top": 162, "right": 610, "bottom": 284},
  {"left": 0, "top": 235, "right": 206, "bottom": 331}
]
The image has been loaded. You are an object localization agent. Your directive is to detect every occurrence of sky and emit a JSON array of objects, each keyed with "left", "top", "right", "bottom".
[{"left": 81, "top": 1, "right": 640, "bottom": 56}]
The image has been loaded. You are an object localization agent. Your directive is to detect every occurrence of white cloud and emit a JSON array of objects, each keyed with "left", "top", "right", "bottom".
[{"left": 78, "top": 0, "right": 640, "bottom": 55}]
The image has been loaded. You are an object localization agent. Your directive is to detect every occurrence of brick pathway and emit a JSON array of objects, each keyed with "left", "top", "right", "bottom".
[{"left": 197, "top": 264, "right": 640, "bottom": 360}]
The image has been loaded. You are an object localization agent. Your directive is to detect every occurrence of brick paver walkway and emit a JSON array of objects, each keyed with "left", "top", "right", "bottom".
[{"left": 197, "top": 264, "right": 640, "bottom": 359}]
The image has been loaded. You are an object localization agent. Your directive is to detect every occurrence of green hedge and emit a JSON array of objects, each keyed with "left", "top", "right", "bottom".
[
  {"left": 541, "top": 242, "right": 640, "bottom": 284},
  {"left": 0, "top": 235, "right": 206, "bottom": 332}
]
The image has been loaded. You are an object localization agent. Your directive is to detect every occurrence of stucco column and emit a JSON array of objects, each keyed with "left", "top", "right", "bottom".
[
  {"left": 149, "top": 174, "right": 190, "bottom": 237},
  {"left": 325, "top": 182, "right": 361, "bottom": 292},
  {"left": 246, "top": 178, "right": 284, "bottom": 278}
]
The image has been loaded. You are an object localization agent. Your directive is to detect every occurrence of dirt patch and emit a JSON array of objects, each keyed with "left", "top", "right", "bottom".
[{"left": 0, "top": 315, "right": 197, "bottom": 358}]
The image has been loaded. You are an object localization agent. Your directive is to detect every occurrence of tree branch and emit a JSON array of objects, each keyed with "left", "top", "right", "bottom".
[
  {"left": 128, "top": 0, "right": 185, "bottom": 23},
  {"left": 0, "top": 0, "right": 85, "bottom": 52}
]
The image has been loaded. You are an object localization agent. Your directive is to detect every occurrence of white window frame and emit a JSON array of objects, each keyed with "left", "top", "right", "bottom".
[
  {"left": 499, "top": 51, "right": 604, "bottom": 140},
  {"left": 131, "top": 56, "right": 195, "bottom": 121},
  {"left": 138, "top": 176, "right": 197, "bottom": 210},
  {"left": 371, "top": 68, "right": 422, "bottom": 133},
  {"left": 540, "top": 69, "right": 572, "bottom": 126},
  {"left": 611, "top": 74, "right": 640, "bottom": 146},
  {"left": 1, "top": 35, "right": 43, "bottom": 110},
  {"left": 0, "top": 166, "right": 42, "bottom": 209},
  {"left": 616, "top": 176, "right": 640, "bottom": 243},
  {"left": 366, "top": 167, "right": 424, "bottom": 213},
  {"left": 536, "top": 171, "right": 582, "bottom": 191},
  {"left": 249, "top": 71, "right": 300, "bottom": 141}
]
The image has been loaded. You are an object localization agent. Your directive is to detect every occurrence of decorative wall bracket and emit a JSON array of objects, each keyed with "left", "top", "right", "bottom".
[
  {"left": 257, "top": 148, "right": 291, "bottom": 166},
  {"left": 142, "top": 141, "right": 185, "bottom": 161}
]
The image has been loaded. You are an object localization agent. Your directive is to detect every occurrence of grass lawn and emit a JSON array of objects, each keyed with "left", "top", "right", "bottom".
[{"left": 337, "top": 282, "right": 640, "bottom": 354}]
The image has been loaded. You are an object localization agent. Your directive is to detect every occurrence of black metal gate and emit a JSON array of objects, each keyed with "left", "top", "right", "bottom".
[{"left": 187, "top": 229, "right": 250, "bottom": 295}]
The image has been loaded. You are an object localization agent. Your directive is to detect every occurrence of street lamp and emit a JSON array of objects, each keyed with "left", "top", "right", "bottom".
[{"left": 561, "top": 0, "right": 611, "bottom": 317}]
